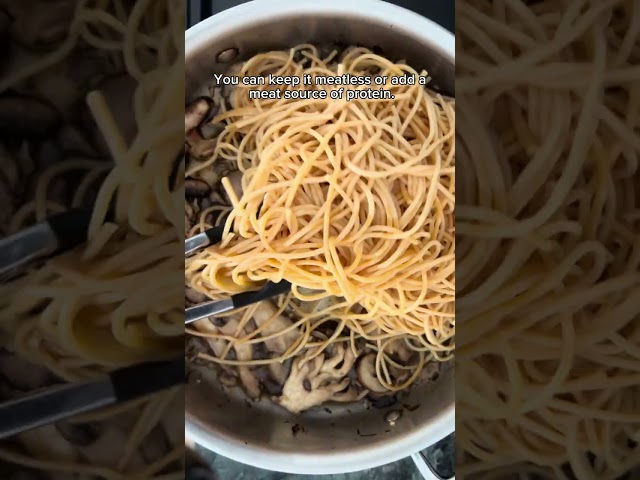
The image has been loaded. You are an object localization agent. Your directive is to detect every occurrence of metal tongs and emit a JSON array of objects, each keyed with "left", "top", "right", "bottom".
[
  {"left": 0, "top": 211, "right": 184, "bottom": 438},
  {"left": 185, "top": 225, "right": 292, "bottom": 324},
  {"left": 0, "top": 358, "right": 184, "bottom": 439},
  {"left": 0, "top": 209, "right": 93, "bottom": 279}
]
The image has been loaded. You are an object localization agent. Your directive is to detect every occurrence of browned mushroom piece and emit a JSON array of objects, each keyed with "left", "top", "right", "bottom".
[
  {"left": 386, "top": 339, "right": 415, "bottom": 364},
  {"left": 185, "top": 286, "right": 206, "bottom": 305},
  {"left": 185, "top": 97, "right": 213, "bottom": 134},
  {"left": 268, "top": 359, "right": 292, "bottom": 386},
  {"left": 192, "top": 164, "right": 220, "bottom": 187},
  {"left": 192, "top": 314, "right": 261, "bottom": 399},
  {"left": 191, "top": 317, "right": 228, "bottom": 359},
  {"left": 197, "top": 97, "right": 226, "bottom": 140},
  {"left": 219, "top": 317, "right": 260, "bottom": 399},
  {"left": 184, "top": 178, "right": 210, "bottom": 197},
  {"left": 418, "top": 360, "right": 440, "bottom": 383},
  {"left": 186, "top": 129, "right": 218, "bottom": 160},
  {"left": 219, "top": 63, "right": 243, "bottom": 107},
  {"left": 198, "top": 120, "right": 224, "bottom": 140},
  {"left": 255, "top": 366, "right": 285, "bottom": 396},
  {"left": 251, "top": 301, "right": 300, "bottom": 354},
  {"left": 275, "top": 344, "right": 366, "bottom": 414},
  {"left": 356, "top": 353, "right": 389, "bottom": 394},
  {"left": 184, "top": 203, "right": 195, "bottom": 237}
]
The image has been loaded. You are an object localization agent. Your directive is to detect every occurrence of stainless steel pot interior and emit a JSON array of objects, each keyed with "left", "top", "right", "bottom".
[{"left": 186, "top": 1, "right": 454, "bottom": 473}]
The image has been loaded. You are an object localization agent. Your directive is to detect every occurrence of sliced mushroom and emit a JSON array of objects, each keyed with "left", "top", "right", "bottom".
[
  {"left": 218, "top": 316, "right": 260, "bottom": 399},
  {"left": 197, "top": 99, "right": 226, "bottom": 140},
  {"left": 356, "top": 354, "right": 389, "bottom": 394},
  {"left": 185, "top": 97, "right": 213, "bottom": 134},
  {"left": 255, "top": 366, "right": 284, "bottom": 396},
  {"left": 185, "top": 286, "right": 207, "bottom": 305},
  {"left": 192, "top": 315, "right": 261, "bottom": 399},
  {"left": 252, "top": 301, "right": 300, "bottom": 354},
  {"left": 276, "top": 354, "right": 342, "bottom": 414},
  {"left": 191, "top": 318, "right": 228, "bottom": 358},
  {"left": 332, "top": 385, "right": 367, "bottom": 403},
  {"left": 185, "top": 178, "right": 210, "bottom": 197},
  {"left": 276, "top": 344, "right": 363, "bottom": 414},
  {"left": 192, "top": 165, "right": 220, "bottom": 187},
  {"left": 199, "top": 121, "right": 224, "bottom": 140},
  {"left": 268, "top": 359, "right": 292, "bottom": 386},
  {"left": 0, "top": 94, "right": 60, "bottom": 137},
  {"left": 418, "top": 360, "right": 441, "bottom": 383},
  {"left": 185, "top": 203, "right": 195, "bottom": 237},
  {"left": 220, "top": 63, "right": 243, "bottom": 106},
  {"left": 386, "top": 339, "right": 415, "bottom": 364},
  {"left": 186, "top": 130, "right": 218, "bottom": 160}
]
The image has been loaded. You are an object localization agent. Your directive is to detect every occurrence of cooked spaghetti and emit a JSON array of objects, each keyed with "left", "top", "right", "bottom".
[
  {"left": 0, "top": 0, "right": 183, "bottom": 478},
  {"left": 457, "top": 0, "right": 640, "bottom": 478},
  {"left": 185, "top": 45, "right": 454, "bottom": 405}
]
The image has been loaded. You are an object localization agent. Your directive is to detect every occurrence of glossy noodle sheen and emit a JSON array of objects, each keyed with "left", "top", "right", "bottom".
[{"left": 186, "top": 46, "right": 455, "bottom": 391}]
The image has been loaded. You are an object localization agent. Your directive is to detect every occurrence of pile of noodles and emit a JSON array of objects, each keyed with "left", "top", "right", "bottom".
[{"left": 186, "top": 45, "right": 455, "bottom": 391}]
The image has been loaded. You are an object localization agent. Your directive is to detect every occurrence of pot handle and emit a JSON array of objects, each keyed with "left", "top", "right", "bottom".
[{"left": 412, "top": 432, "right": 455, "bottom": 480}]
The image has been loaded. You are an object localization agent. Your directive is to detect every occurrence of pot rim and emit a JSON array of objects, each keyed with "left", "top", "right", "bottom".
[{"left": 185, "top": 0, "right": 455, "bottom": 474}]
